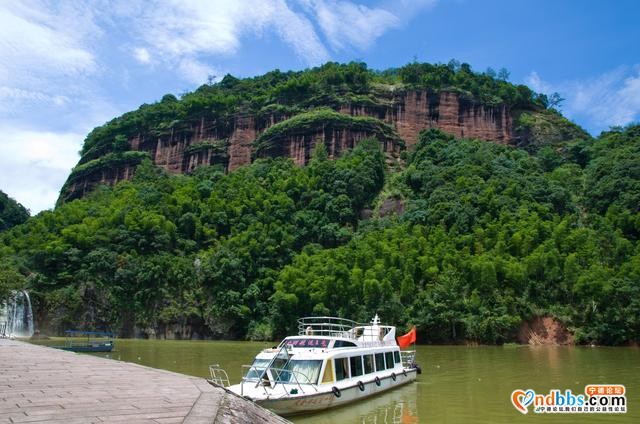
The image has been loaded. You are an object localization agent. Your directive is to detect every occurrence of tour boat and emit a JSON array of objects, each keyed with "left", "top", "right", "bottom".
[{"left": 209, "top": 315, "right": 420, "bottom": 416}]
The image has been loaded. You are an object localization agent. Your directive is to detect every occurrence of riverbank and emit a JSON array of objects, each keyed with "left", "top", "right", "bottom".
[
  {"left": 25, "top": 339, "right": 639, "bottom": 423},
  {"left": 0, "top": 338, "right": 289, "bottom": 423}
]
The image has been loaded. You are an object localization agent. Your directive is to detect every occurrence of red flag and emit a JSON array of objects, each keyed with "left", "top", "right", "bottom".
[{"left": 397, "top": 326, "right": 416, "bottom": 349}]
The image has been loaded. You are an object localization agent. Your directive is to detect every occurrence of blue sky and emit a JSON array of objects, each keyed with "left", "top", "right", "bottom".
[{"left": 1, "top": 0, "right": 639, "bottom": 213}]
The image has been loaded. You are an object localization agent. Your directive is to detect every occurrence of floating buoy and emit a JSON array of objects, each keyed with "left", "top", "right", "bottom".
[
  {"left": 358, "top": 380, "right": 365, "bottom": 391},
  {"left": 332, "top": 386, "right": 341, "bottom": 398}
]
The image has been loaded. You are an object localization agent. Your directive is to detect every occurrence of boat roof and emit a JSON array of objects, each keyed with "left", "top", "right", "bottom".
[{"left": 288, "top": 315, "right": 397, "bottom": 348}]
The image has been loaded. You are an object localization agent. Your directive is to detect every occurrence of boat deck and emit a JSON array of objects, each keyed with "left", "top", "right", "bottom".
[{"left": 0, "top": 338, "right": 289, "bottom": 424}]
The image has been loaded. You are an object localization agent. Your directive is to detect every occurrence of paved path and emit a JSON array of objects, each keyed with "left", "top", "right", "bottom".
[{"left": 0, "top": 339, "right": 289, "bottom": 424}]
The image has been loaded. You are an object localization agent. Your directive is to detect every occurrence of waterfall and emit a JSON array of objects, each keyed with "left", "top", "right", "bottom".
[{"left": 0, "top": 290, "right": 34, "bottom": 338}]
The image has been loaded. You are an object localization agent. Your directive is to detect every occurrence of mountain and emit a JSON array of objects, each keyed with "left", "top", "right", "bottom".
[
  {"left": 3, "top": 62, "right": 638, "bottom": 346},
  {"left": 0, "top": 190, "right": 29, "bottom": 232},
  {"left": 58, "top": 61, "right": 588, "bottom": 203}
]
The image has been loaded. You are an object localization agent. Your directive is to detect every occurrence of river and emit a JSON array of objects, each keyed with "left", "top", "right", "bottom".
[{"left": 28, "top": 339, "right": 638, "bottom": 423}]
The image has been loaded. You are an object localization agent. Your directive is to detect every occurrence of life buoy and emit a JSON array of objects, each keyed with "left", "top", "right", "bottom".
[
  {"left": 332, "top": 386, "right": 341, "bottom": 398},
  {"left": 375, "top": 376, "right": 381, "bottom": 386},
  {"left": 357, "top": 380, "right": 365, "bottom": 391},
  {"left": 391, "top": 372, "right": 396, "bottom": 381},
  {"left": 403, "top": 369, "right": 407, "bottom": 377}
]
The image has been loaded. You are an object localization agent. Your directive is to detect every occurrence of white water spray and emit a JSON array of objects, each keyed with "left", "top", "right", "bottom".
[{"left": 0, "top": 290, "right": 34, "bottom": 338}]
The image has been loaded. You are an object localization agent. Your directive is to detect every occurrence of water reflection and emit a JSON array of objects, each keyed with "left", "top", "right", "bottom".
[
  {"left": 292, "top": 383, "right": 418, "bottom": 424},
  {"left": 27, "top": 339, "right": 639, "bottom": 423}
]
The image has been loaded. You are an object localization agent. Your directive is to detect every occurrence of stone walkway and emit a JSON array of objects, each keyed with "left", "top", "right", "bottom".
[{"left": 0, "top": 339, "right": 289, "bottom": 424}]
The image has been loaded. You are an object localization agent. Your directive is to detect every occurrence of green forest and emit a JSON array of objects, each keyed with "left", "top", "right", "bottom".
[
  {"left": 0, "top": 190, "right": 29, "bottom": 232},
  {"left": 1, "top": 61, "right": 638, "bottom": 345},
  {"left": 2, "top": 123, "right": 639, "bottom": 344}
]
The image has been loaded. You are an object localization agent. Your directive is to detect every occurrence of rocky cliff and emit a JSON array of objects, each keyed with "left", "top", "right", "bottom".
[
  {"left": 60, "top": 62, "right": 589, "bottom": 203},
  {"left": 61, "top": 90, "right": 526, "bottom": 202}
]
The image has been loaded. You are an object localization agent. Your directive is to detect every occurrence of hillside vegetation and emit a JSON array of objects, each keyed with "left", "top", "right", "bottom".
[
  {"left": 59, "top": 60, "right": 590, "bottom": 200},
  {"left": 2, "top": 121, "right": 639, "bottom": 344},
  {"left": 0, "top": 190, "right": 29, "bottom": 232},
  {"left": 77, "top": 60, "right": 545, "bottom": 164}
]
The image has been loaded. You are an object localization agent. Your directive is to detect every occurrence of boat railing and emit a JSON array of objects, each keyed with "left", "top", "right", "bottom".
[
  {"left": 356, "top": 340, "right": 397, "bottom": 348},
  {"left": 298, "top": 316, "right": 361, "bottom": 339},
  {"left": 297, "top": 316, "right": 398, "bottom": 346},
  {"left": 240, "top": 364, "right": 318, "bottom": 397},
  {"left": 209, "top": 364, "right": 231, "bottom": 387}
]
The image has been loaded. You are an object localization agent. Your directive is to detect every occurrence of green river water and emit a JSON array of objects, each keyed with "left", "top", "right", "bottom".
[{"left": 29, "top": 339, "right": 638, "bottom": 423}]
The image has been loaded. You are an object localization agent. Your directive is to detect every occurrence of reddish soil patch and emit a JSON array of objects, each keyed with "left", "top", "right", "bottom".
[
  {"left": 378, "top": 197, "right": 405, "bottom": 217},
  {"left": 517, "top": 316, "right": 574, "bottom": 345}
]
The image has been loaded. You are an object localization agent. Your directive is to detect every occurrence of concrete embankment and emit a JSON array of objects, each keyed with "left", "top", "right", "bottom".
[{"left": 0, "top": 339, "right": 290, "bottom": 424}]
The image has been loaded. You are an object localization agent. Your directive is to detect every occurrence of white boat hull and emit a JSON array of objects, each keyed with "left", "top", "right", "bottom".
[{"left": 248, "top": 368, "right": 418, "bottom": 416}]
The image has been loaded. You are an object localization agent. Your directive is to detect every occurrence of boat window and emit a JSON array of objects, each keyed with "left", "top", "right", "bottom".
[
  {"left": 375, "top": 352, "right": 385, "bottom": 371},
  {"left": 334, "top": 357, "right": 350, "bottom": 381},
  {"left": 272, "top": 356, "right": 288, "bottom": 372},
  {"left": 275, "top": 360, "right": 322, "bottom": 384},
  {"left": 322, "top": 359, "right": 334, "bottom": 383},
  {"left": 385, "top": 351, "right": 395, "bottom": 368},
  {"left": 394, "top": 351, "right": 401, "bottom": 364},
  {"left": 244, "top": 359, "right": 270, "bottom": 381},
  {"left": 363, "top": 354, "right": 374, "bottom": 374},
  {"left": 333, "top": 340, "right": 357, "bottom": 348},
  {"left": 350, "top": 356, "right": 363, "bottom": 377}
]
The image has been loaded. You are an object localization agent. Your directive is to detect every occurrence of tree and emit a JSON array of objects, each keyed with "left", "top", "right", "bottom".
[
  {"left": 0, "top": 262, "right": 25, "bottom": 302},
  {"left": 498, "top": 68, "right": 510, "bottom": 81},
  {"left": 548, "top": 92, "right": 565, "bottom": 110},
  {"left": 113, "top": 135, "right": 129, "bottom": 153},
  {"left": 0, "top": 190, "right": 29, "bottom": 231}
]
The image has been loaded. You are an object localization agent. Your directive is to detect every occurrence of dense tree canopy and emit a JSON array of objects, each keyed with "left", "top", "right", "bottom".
[
  {"left": 0, "top": 190, "right": 29, "bottom": 232},
  {"left": 1, "top": 140, "right": 384, "bottom": 338},
  {"left": 3, "top": 120, "right": 639, "bottom": 345},
  {"left": 271, "top": 127, "right": 640, "bottom": 345}
]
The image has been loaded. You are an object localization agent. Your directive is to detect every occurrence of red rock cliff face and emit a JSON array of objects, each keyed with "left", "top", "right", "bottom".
[
  {"left": 65, "top": 164, "right": 138, "bottom": 200},
  {"left": 63, "top": 90, "right": 514, "bottom": 200},
  {"left": 146, "top": 89, "right": 511, "bottom": 175},
  {"left": 271, "top": 128, "right": 402, "bottom": 167},
  {"left": 228, "top": 115, "right": 257, "bottom": 171},
  {"left": 340, "top": 90, "right": 511, "bottom": 148}
]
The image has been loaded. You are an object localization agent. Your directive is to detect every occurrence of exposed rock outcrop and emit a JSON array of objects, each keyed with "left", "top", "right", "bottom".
[
  {"left": 340, "top": 90, "right": 511, "bottom": 147},
  {"left": 64, "top": 162, "right": 139, "bottom": 201},
  {"left": 517, "top": 316, "right": 574, "bottom": 345},
  {"left": 60, "top": 89, "right": 568, "bottom": 202}
]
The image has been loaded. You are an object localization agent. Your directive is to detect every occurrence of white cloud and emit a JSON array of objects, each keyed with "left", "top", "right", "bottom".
[
  {"left": 178, "top": 58, "right": 218, "bottom": 85},
  {"left": 525, "top": 71, "right": 553, "bottom": 94},
  {"left": 0, "top": 1, "right": 97, "bottom": 87},
  {"left": 0, "top": 86, "right": 70, "bottom": 112},
  {"left": 133, "top": 47, "right": 151, "bottom": 64},
  {"left": 526, "top": 67, "right": 640, "bottom": 133},
  {"left": 127, "top": 0, "right": 436, "bottom": 83},
  {"left": 0, "top": 125, "right": 84, "bottom": 214},
  {"left": 308, "top": 0, "right": 400, "bottom": 50},
  {"left": 0, "top": 0, "right": 104, "bottom": 124},
  {"left": 131, "top": 0, "right": 330, "bottom": 83}
]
